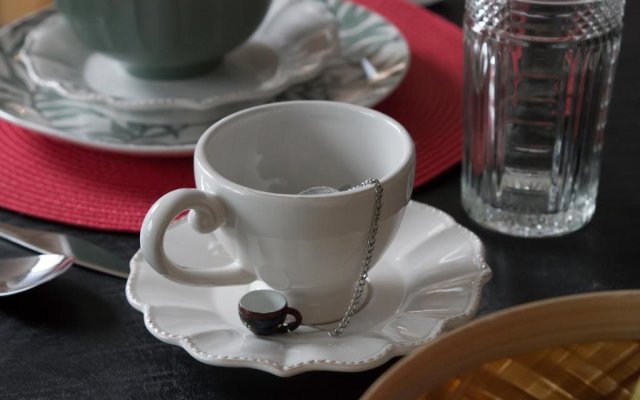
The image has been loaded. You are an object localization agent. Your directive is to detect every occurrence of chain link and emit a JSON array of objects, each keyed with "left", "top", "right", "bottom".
[{"left": 328, "top": 179, "right": 383, "bottom": 337}]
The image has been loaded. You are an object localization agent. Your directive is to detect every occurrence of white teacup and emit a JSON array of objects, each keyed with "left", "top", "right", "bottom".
[{"left": 140, "top": 101, "right": 415, "bottom": 324}]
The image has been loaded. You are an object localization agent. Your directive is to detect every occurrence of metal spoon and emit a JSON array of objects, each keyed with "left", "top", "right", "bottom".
[{"left": 0, "top": 254, "right": 74, "bottom": 296}]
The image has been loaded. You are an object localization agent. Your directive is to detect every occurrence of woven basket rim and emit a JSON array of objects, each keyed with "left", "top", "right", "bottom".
[{"left": 363, "top": 290, "right": 640, "bottom": 400}]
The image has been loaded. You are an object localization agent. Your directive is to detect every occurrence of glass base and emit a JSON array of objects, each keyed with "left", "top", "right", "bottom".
[{"left": 462, "top": 193, "right": 596, "bottom": 238}]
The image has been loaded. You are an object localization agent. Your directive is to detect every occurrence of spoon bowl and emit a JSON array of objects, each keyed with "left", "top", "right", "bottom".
[{"left": 0, "top": 254, "right": 74, "bottom": 296}]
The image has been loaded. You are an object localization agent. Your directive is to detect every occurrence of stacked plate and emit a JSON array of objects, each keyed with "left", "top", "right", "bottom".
[{"left": 0, "top": 0, "right": 410, "bottom": 155}]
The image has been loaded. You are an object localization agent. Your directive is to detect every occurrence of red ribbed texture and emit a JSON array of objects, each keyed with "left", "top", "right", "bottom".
[
  {"left": 363, "top": 0, "right": 464, "bottom": 184},
  {"left": 0, "top": 0, "right": 462, "bottom": 232}
]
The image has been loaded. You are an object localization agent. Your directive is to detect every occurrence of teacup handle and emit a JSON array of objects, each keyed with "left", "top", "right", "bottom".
[
  {"left": 280, "top": 307, "right": 303, "bottom": 333},
  {"left": 140, "top": 189, "right": 256, "bottom": 285}
]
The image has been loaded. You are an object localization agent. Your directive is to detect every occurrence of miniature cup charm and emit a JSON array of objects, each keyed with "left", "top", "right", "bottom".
[{"left": 238, "top": 290, "right": 302, "bottom": 335}]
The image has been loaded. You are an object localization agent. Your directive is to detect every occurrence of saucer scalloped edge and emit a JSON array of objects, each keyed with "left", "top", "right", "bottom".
[
  {"left": 19, "top": 0, "right": 340, "bottom": 116},
  {"left": 0, "top": 0, "right": 409, "bottom": 155},
  {"left": 126, "top": 201, "right": 492, "bottom": 376}
]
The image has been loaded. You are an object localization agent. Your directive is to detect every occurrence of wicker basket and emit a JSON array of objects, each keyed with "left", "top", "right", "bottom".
[
  {"left": 0, "top": 0, "right": 51, "bottom": 24},
  {"left": 363, "top": 290, "right": 640, "bottom": 400}
]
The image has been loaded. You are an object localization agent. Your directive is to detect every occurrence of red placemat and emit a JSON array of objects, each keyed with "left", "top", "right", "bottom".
[
  {"left": 360, "top": 0, "right": 463, "bottom": 184},
  {"left": 0, "top": 0, "right": 462, "bottom": 233}
]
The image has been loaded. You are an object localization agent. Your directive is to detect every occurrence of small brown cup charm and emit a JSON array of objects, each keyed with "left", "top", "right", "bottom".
[{"left": 238, "top": 290, "right": 302, "bottom": 335}]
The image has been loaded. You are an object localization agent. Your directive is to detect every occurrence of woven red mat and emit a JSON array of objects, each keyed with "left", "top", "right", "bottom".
[{"left": 0, "top": 0, "right": 462, "bottom": 232}]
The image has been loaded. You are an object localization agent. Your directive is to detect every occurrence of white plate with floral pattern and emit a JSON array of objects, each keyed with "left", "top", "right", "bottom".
[
  {"left": 126, "top": 201, "right": 491, "bottom": 376},
  {"left": 0, "top": 0, "right": 409, "bottom": 155},
  {"left": 19, "top": 0, "right": 339, "bottom": 123}
]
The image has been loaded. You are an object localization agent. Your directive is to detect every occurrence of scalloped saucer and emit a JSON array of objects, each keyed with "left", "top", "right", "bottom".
[
  {"left": 0, "top": 0, "right": 408, "bottom": 155},
  {"left": 126, "top": 201, "right": 491, "bottom": 376},
  {"left": 20, "top": 0, "right": 339, "bottom": 124}
]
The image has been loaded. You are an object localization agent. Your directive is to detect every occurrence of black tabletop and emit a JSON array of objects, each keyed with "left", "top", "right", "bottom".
[{"left": 1, "top": 1, "right": 639, "bottom": 399}]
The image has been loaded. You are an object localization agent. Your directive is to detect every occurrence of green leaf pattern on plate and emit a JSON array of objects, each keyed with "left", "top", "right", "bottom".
[
  {"left": 0, "top": 2, "right": 408, "bottom": 149},
  {"left": 279, "top": 0, "right": 408, "bottom": 105}
]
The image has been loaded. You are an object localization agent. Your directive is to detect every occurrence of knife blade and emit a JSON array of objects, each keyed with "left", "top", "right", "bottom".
[{"left": 0, "top": 222, "right": 129, "bottom": 279}]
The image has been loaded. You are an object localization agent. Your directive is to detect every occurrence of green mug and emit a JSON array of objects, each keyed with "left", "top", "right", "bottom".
[{"left": 54, "top": 0, "right": 271, "bottom": 79}]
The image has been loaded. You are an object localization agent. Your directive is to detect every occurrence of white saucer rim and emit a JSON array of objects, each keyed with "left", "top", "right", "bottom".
[
  {"left": 18, "top": 1, "right": 341, "bottom": 111},
  {"left": 125, "top": 201, "right": 492, "bottom": 376},
  {"left": 0, "top": 106, "right": 197, "bottom": 156}
]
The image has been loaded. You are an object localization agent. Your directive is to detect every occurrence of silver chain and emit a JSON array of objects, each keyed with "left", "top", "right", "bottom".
[{"left": 329, "top": 179, "right": 383, "bottom": 337}]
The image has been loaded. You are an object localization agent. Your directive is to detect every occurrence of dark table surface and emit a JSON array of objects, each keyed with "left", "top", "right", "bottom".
[{"left": 1, "top": 1, "right": 639, "bottom": 399}]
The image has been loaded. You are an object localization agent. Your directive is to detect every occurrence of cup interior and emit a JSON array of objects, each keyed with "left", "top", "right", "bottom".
[
  {"left": 201, "top": 102, "right": 412, "bottom": 195},
  {"left": 240, "top": 290, "right": 286, "bottom": 314}
]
